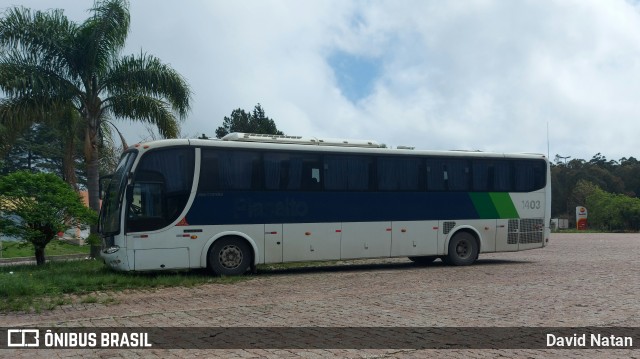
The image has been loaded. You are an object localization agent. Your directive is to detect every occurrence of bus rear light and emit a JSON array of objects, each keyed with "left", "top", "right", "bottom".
[{"left": 190, "top": 235, "right": 198, "bottom": 239}]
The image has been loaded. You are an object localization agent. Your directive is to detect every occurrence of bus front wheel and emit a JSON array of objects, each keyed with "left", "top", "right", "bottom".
[
  {"left": 208, "top": 237, "right": 252, "bottom": 276},
  {"left": 444, "top": 232, "right": 478, "bottom": 266}
]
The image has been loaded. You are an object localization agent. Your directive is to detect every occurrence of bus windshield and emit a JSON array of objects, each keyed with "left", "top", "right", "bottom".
[{"left": 99, "top": 151, "right": 137, "bottom": 236}]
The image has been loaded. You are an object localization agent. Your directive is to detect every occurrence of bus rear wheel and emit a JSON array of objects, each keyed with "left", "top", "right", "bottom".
[
  {"left": 445, "top": 232, "right": 478, "bottom": 266},
  {"left": 208, "top": 237, "right": 252, "bottom": 276}
]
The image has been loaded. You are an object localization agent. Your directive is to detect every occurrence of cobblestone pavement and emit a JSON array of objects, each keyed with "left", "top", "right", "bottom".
[{"left": 1, "top": 233, "right": 639, "bottom": 358}]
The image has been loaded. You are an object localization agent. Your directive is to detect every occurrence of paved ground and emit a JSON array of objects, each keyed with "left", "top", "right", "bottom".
[{"left": 1, "top": 233, "right": 639, "bottom": 358}]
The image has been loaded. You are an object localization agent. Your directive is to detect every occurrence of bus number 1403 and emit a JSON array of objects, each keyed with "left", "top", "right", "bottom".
[{"left": 522, "top": 200, "right": 541, "bottom": 210}]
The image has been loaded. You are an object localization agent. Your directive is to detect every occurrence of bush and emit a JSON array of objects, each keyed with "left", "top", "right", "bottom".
[
  {"left": 586, "top": 187, "right": 640, "bottom": 231},
  {"left": 0, "top": 171, "right": 96, "bottom": 264}
]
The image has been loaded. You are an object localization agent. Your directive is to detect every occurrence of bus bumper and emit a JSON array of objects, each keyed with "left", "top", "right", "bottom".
[{"left": 101, "top": 247, "right": 131, "bottom": 271}]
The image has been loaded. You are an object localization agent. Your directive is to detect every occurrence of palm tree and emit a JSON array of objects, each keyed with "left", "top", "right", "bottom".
[{"left": 0, "top": 0, "right": 191, "bottom": 216}]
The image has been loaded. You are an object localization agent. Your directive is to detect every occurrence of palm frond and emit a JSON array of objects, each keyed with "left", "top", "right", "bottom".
[
  {"left": 103, "top": 53, "right": 191, "bottom": 119},
  {"left": 0, "top": 54, "right": 81, "bottom": 101},
  {"left": 0, "top": 6, "right": 77, "bottom": 77},
  {"left": 106, "top": 94, "right": 180, "bottom": 138},
  {"left": 0, "top": 96, "right": 55, "bottom": 127},
  {"left": 74, "top": 0, "right": 130, "bottom": 76},
  {"left": 0, "top": 96, "right": 81, "bottom": 157}
]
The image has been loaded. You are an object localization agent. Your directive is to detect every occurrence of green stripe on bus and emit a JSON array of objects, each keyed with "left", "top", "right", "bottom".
[
  {"left": 470, "top": 192, "right": 520, "bottom": 219},
  {"left": 469, "top": 192, "right": 499, "bottom": 219},
  {"left": 488, "top": 192, "right": 520, "bottom": 219}
]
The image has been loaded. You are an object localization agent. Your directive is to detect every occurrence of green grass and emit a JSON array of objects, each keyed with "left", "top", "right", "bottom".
[
  {"left": 1, "top": 240, "right": 89, "bottom": 259},
  {"left": 0, "top": 260, "right": 248, "bottom": 312},
  {"left": 0, "top": 255, "right": 355, "bottom": 313}
]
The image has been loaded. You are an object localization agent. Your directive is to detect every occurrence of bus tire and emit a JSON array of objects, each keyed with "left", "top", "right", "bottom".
[
  {"left": 445, "top": 232, "right": 478, "bottom": 266},
  {"left": 208, "top": 237, "right": 252, "bottom": 276},
  {"left": 408, "top": 256, "right": 437, "bottom": 265}
]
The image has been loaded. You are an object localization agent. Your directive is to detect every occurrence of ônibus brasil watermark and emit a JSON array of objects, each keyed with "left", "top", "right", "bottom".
[
  {"left": 6, "top": 329, "right": 151, "bottom": 348},
  {"left": 2, "top": 327, "right": 638, "bottom": 349}
]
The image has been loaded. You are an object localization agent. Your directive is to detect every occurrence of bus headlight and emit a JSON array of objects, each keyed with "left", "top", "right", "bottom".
[{"left": 104, "top": 245, "right": 120, "bottom": 254}]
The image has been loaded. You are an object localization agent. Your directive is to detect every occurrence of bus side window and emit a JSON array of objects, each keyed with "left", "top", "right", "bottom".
[
  {"left": 514, "top": 160, "right": 546, "bottom": 192},
  {"left": 324, "top": 155, "right": 372, "bottom": 191},
  {"left": 472, "top": 160, "right": 512, "bottom": 192},
  {"left": 264, "top": 153, "right": 284, "bottom": 190},
  {"left": 127, "top": 148, "right": 194, "bottom": 233},
  {"left": 198, "top": 151, "right": 220, "bottom": 193},
  {"left": 426, "top": 159, "right": 446, "bottom": 191},
  {"left": 264, "top": 153, "right": 321, "bottom": 191},
  {"left": 472, "top": 161, "right": 489, "bottom": 191},
  {"left": 301, "top": 161, "right": 322, "bottom": 190},
  {"left": 128, "top": 170, "right": 165, "bottom": 221},
  {"left": 493, "top": 161, "right": 511, "bottom": 191},
  {"left": 264, "top": 152, "right": 298, "bottom": 190},
  {"left": 202, "top": 150, "right": 260, "bottom": 191},
  {"left": 378, "top": 157, "right": 420, "bottom": 191},
  {"left": 446, "top": 159, "right": 470, "bottom": 191}
]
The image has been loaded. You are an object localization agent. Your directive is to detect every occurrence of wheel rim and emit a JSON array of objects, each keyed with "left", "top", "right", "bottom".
[
  {"left": 219, "top": 244, "right": 243, "bottom": 269},
  {"left": 456, "top": 240, "right": 470, "bottom": 259}
]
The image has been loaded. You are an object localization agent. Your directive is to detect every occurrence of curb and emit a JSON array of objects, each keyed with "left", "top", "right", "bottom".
[{"left": 0, "top": 253, "right": 92, "bottom": 265}]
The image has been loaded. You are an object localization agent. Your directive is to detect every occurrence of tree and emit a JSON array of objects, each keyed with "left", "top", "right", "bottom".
[
  {"left": 1, "top": 123, "right": 61, "bottom": 174},
  {"left": 615, "top": 157, "right": 640, "bottom": 197},
  {"left": 0, "top": 0, "right": 191, "bottom": 219},
  {"left": 215, "top": 104, "right": 284, "bottom": 138},
  {"left": 0, "top": 122, "right": 88, "bottom": 186},
  {"left": 0, "top": 105, "right": 81, "bottom": 187},
  {"left": 567, "top": 180, "right": 599, "bottom": 215},
  {"left": 0, "top": 171, "right": 96, "bottom": 264},
  {"left": 550, "top": 154, "right": 631, "bottom": 219},
  {"left": 585, "top": 187, "right": 640, "bottom": 232}
]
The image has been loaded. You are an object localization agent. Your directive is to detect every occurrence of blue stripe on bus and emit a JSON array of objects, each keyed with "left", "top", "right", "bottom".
[{"left": 185, "top": 191, "right": 481, "bottom": 225}]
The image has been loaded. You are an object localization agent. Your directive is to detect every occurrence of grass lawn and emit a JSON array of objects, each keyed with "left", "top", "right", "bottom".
[
  {"left": 0, "top": 247, "right": 349, "bottom": 313},
  {"left": 1, "top": 240, "right": 89, "bottom": 259},
  {"left": 0, "top": 260, "right": 247, "bottom": 312}
]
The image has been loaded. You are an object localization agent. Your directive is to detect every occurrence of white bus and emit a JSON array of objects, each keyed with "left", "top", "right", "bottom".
[{"left": 99, "top": 133, "right": 551, "bottom": 275}]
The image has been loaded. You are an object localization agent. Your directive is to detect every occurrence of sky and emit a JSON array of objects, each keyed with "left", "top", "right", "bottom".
[{"left": 2, "top": 0, "right": 640, "bottom": 161}]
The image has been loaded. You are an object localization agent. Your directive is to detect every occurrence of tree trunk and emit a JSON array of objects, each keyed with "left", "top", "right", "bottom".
[
  {"left": 34, "top": 246, "right": 46, "bottom": 265},
  {"left": 63, "top": 135, "right": 78, "bottom": 190},
  {"left": 85, "top": 124, "right": 101, "bottom": 234},
  {"left": 87, "top": 150, "right": 100, "bottom": 212}
]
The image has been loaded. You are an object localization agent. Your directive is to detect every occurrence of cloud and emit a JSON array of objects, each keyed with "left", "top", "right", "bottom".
[
  {"left": 320, "top": 0, "right": 640, "bottom": 159},
  {"left": 2, "top": 0, "right": 640, "bottom": 161}
]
